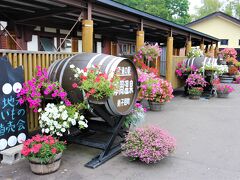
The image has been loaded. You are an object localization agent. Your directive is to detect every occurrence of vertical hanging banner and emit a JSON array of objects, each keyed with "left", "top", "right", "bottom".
[{"left": 0, "top": 56, "right": 28, "bottom": 151}]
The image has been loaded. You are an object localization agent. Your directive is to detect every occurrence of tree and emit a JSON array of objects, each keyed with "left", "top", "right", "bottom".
[
  {"left": 114, "top": 0, "right": 191, "bottom": 25},
  {"left": 224, "top": 0, "right": 240, "bottom": 19},
  {"left": 224, "top": 1, "right": 234, "bottom": 16},
  {"left": 191, "top": 0, "right": 222, "bottom": 20}
]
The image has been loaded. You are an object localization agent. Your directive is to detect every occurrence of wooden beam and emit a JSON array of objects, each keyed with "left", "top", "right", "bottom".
[
  {"left": 88, "top": 1, "right": 92, "bottom": 20},
  {"left": 16, "top": 8, "right": 79, "bottom": 22},
  {"left": 93, "top": 4, "right": 139, "bottom": 23}
]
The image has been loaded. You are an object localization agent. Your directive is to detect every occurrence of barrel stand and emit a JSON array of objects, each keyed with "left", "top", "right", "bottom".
[{"left": 67, "top": 105, "right": 126, "bottom": 169}]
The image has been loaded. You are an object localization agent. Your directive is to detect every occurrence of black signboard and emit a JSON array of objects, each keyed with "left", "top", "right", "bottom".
[{"left": 0, "top": 56, "right": 28, "bottom": 151}]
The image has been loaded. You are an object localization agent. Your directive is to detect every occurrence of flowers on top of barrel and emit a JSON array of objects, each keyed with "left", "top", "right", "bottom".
[
  {"left": 21, "top": 134, "right": 66, "bottom": 164},
  {"left": 199, "top": 62, "right": 228, "bottom": 76},
  {"left": 122, "top": 125, "right": 176, "bottom": 164},
  {"left": 70, "top": 64, "right": 120, "bottom": 100},
  {"left": 139, "top": 77, "right": 174, "bottom": 103},
  {"left": 17, "top": 66, "right": 71, "bottom": 112},
  {"left": 38, "top": 102, "right": 87, "bottom": 137},
  {"left": 185, "top": 73, "right": 207, "bottom": 87}
]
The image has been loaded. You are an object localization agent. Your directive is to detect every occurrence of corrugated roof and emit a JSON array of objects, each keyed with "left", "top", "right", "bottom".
[{"left": 95, "top": 0, "right": 219, "bottom": 41}]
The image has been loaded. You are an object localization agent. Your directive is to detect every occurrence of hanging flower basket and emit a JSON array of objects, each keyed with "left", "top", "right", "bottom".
[{"left": 29, "top": 153, "right": 62, "bottom": 175}]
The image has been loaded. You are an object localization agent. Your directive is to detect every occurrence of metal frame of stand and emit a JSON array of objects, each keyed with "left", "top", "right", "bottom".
[{"left": 66, "top": 104, "right": 126, "bottom": 169}]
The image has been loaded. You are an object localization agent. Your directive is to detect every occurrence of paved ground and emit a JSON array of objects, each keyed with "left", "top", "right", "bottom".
[{"left": 1, "top": 84, "right": 240, "bottom": 180}]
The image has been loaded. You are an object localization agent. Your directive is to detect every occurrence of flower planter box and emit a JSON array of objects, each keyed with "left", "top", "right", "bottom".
[
  {"left": 29, "top": 153, "right": 62, "bottom": 175},
  {"left": 149, "top": 101, "right": 164, "bottom": 111}
]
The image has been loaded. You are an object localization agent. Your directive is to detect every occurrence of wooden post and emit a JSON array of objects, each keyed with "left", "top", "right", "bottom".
[
  {"left": 82, "top": 2, "right": 93, "bottom": 53},
  {"left": 136, "top": 30, "right": 144, "bottom": 51},
  {"left": 210, "top": 43, "right": 214, "bottom": 57},
  {"left": 214, "top": 43, "right": 219, "bottom": 58},
  {"left": 186, "top": 40, "right": 192, "bottom": 55},
  {"left": 82, "top": 20, "right": 93, "bottom": 53},
  {"left": 200, "top": 40, "right": 204, "bottom": 51},
  {"left": 166, "top": 36, "right": 173, "bottom": 82}
]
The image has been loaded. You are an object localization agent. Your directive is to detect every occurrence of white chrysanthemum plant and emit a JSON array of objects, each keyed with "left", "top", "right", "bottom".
[
  {"left": 200, "top": 62, "right": 228, "bottom": 75},
  {"left": 38, "top": 102, "right": 88, "bottom": 137}
]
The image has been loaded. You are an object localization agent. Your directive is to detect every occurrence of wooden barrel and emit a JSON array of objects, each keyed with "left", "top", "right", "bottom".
[
  {"left": 48, "top": 53, "right": 138, "bottom": 116},
  {"left": 184, "top": 57, "right": 218, "bottom": 69}
]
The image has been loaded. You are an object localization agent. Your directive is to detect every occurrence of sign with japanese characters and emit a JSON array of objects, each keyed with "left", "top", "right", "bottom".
[
  {"left": 113, "top": 60, "right": 137, "bottom": 114},
  {"left": 0, "top": 56, "right": 27, "bottom": 151}
]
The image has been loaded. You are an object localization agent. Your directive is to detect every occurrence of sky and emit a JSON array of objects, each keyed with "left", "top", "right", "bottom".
[{"left": 189, "top": 0, "right": 202, "bottom": 14}]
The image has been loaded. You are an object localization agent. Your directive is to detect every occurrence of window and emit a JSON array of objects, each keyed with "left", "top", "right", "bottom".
[
  {"left": 220, "top": 39, "right": 228, "bottom": 45},
  {"left": 39, "top": 37, "right": 55, "bottom": 51}
]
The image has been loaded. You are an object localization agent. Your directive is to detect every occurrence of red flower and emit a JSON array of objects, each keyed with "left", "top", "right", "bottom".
[
  {"left": 103, "top": 73, "right": 108, "bottom": 79},
  {"left": 51, "top": 148, "right": 57, "bottom": 154},
  {"left": 95, "top": 77, "right": 100, "bottom": 83},
  {"left": 83, "top": 67, "right": 87, "bottom": 72},
  {"left": 72, "top": 83, "right": 78, "bottom": 88},
  {"left": 31, "top": 144, "right": 42, "bottom": 154},
  {"left": 89, "top": 88, "right": 96, "bottom": 94},
  {"left": 81, "top": 76, "right": 87, "bottom": 81},
  {"left": 21, "top": 148, "right": 31, "bottom": 156},
  {"left": 86, "top": 93, "right": 90, "bottom": 98}
]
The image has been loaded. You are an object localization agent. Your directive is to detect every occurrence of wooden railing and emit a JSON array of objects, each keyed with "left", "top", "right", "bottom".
[{"left": 0, "top": 49, "right": 76, "bottom": 132}]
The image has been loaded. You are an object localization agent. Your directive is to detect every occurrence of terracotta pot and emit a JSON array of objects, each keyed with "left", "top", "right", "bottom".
[
  {"left": 29, "top": 153, "right": 62, "bottom": 175},
  {"left": 149, "top": 101, "right": 164, "bottom": 111}
]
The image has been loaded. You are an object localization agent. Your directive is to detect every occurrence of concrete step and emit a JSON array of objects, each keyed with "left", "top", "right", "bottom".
[{"left": 0, "top": 144, "right": 23, "bottom": 165}]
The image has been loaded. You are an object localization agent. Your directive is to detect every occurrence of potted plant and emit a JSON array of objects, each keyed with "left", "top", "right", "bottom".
[
  {"left": 139, "top": 78, "right": 174, "bottom": 111},
  {"left": 185, "top": 73, "right": 207, "bottom": 95},
  {"left": 124, "top": 103, "right": 146, "bottom": 129},
  {"left": 122, "top": 126, "right": 176, "bottom": 164},
  {"left": 70, "top": 65, "right": 119, "bottom": 103},
  {"left": 21, "top": 134, "right": 66, "bottom": 175},
  {"left": 188, "top": 87, "right": 203, "bottom": 99},
  {"left": 38, "top": 102, "right": 88, "bottom": 137},
  {"left": 215, "top": 84, "right": 234, "bottom": 98}
]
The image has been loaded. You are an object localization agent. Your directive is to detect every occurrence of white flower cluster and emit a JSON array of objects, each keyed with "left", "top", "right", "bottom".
[
  {"left": 201, "top": 62, "right": 228, "bottom": 75},
  {"left": 215, "top": 65, "right": 228, "bottom": 75},
  {"left": 187, "top": 48, "right": 204, "bottom": 58},
  {"left": 39, "top": 102, "right": 88, "bottom": 137},
  {"left": 70, "top": 64, "right": 87, "bottom": 78}
]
